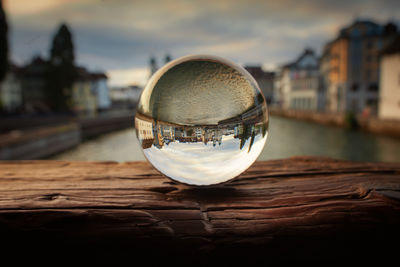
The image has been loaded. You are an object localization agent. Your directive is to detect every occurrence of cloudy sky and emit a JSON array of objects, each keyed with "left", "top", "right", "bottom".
[{"left": 4, "top": 0, "right": 400, "bottom": 87}]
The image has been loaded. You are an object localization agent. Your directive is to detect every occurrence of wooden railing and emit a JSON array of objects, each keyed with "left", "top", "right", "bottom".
[{"left": 0, "top": 156, "right": 399, "bottom": 264}]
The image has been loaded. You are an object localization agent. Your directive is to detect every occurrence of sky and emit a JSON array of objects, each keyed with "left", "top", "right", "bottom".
[{"left": 4, "top": 0, "right": 400, "bottom": 87}]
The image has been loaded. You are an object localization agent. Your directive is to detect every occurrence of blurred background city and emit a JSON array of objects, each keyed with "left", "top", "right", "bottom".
[{"left": 0, "top": 0, "right": 399, "bottom": 162}]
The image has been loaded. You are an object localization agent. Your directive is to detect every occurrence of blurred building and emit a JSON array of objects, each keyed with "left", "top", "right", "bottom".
[
  {"left": 20, "top": 56, "right": 49, "bottom": 113},
  {"left": 0, "top": 63, "right": 22, "bottom": 112},
  {"left": 378, "top": 36, "right": 400, "bottom": 120},
  {"left": 275, "top": 48, "right": 323, "bottom": 111},
  {"left": 71, "top": 67, "right": 97, "bottom": 115},
  {"left": 72, "top": 67, "right": 110, "bottom": 115},
  {"left": 322, "top": 19, "right": 398, "bottom": 114},
  {"left": 164, "top": 54, "right": 172, "bottom": 64},
  {"left": 148, "top": 54, "right": 173, "bottom": 80},
  {"left": 91, "top": 72, "right": 110, "bottom": 111},
  {"left": 244, "top": 66, "right": 275, "bottom": 104},
  {"left": 149, "top": 56, "right": 158, "bottom": 77},
  {"left": 110, "top": 85, "right": 142, "bottom": 110}
]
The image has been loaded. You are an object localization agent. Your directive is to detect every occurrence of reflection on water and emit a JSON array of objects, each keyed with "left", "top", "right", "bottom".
[{"left": 135, "top": 103, "right": 268, "bottom": 185}]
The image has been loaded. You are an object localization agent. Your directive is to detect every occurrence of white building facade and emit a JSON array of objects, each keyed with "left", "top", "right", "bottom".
[
  {"left": 91, "top": 74, "right": 111, "bottom": 111},
  {"left": 276, "top": 49, "right": 324, "bottom": 111},
  {"left": 378, "top": 38, "right": 400, "bottom": 120},
  {"left": 0, "top": 66, "right": 22, "bottom": 112}
]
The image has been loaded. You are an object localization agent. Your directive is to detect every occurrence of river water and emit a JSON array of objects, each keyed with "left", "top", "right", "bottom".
[{"left": 52, "top": 115, "right": 400, "bottom": 163}]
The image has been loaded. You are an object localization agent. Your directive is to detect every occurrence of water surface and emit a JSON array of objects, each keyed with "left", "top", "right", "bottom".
[{"left": 52, "top": 115, "right": 400, "bottom": 163}]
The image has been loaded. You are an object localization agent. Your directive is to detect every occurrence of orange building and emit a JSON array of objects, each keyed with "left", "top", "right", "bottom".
[
  {"left": 322, "top": 37, "right": 349, "bottom": 112},
  {"left": 329, "top": 38, "right": 348, "bottom": 84},
  {"left": 321, "top": 20, "right": 398, "bottom": 114}
]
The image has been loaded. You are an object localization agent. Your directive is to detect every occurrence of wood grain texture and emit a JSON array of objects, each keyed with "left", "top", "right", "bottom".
[{"left": 1, "top": 156, "right": 399, "bottom": 264}]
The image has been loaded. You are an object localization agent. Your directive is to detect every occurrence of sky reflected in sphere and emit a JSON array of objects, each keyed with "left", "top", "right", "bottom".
[{"left": 135, "top": 55, "right": 268, "bottom": 185}]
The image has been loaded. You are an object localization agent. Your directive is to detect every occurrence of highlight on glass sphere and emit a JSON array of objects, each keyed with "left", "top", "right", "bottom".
[{"left": 135, "top": 55, "right": 269, "bottom": 186}]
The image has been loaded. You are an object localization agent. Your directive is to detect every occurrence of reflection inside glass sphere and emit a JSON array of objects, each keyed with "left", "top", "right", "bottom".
[{"left": 135, "top": 55, "right": 269, "bottom": 185}]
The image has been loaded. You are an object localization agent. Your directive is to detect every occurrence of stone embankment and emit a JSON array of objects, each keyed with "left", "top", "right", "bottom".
[
  {"left": 270, "top": 108, "right": 400, "bottom": 138},
  {"left": 0, "top": 112, "right": 134, "bottom": 160}
]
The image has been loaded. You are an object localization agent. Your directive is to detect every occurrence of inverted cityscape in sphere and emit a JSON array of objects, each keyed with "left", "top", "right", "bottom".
[{"left": 135, "top": 55, "right": 269, "bottom": 185}]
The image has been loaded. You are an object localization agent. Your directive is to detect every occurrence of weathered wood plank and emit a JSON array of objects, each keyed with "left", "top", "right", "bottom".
[{"left": 0, "top": 156, "right": 399, "bottom": 264}]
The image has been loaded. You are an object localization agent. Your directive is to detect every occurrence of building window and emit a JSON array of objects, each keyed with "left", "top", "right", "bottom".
[
  {"left": 351, "top": 99, "right": 358, "bottom": 112},
  {"left": 366, "top": 99, "right": 378, "bottom": 112},
  {"left": 366, "top": 70, "right": 371, "bottom": 80},
  {"left": 377, "top": 40, "right": 383, "bottom": 49},
  {"left": 368, "top": 83, "right": 378, "bottom": 92},
  {"left": 351, "top": 83, "right": 359, "bottom": 92}
]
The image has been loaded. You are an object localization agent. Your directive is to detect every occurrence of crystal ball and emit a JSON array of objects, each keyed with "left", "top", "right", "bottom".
[{"left": 135, "top": 55, "right": 269, "bottom": 185}]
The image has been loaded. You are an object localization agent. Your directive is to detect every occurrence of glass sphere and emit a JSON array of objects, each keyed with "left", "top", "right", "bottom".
[{"left": 135, "top": 55, "right": 269, "bottom": 186}]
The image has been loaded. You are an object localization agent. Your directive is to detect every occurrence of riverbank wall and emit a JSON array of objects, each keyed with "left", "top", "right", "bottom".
[
  {"left": 270, "top": 108, "right": 400, "bottom": 138},
  {"left": 0, "top": 123, "right": 81, "bottom": 160},
  {"left": 0, "top": 113, "right": 134, "bottom": 160}
]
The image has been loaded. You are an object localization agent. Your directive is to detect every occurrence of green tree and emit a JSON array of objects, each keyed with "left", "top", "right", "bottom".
[
  {"left": 45, "top": 23, "right": 76, "bottom": 112},
  {"left": 0, "top": 0, "right": 8, "bottom": 82}
]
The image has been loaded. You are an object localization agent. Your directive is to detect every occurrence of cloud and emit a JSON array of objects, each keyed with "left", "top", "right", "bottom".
[
  {"left": 4, "top": 0, "right": 76, "bottom": 16},
  {"left": 5, "top": 0, "right": 400, "bottom": 85}
]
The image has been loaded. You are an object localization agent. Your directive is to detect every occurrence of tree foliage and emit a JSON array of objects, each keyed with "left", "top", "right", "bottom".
[
  {"left": 0, "top": 0, "right": 8, "bottom": 82},
  {"left": 45, "top": 23, "right": 76, "bottom": 112}
]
